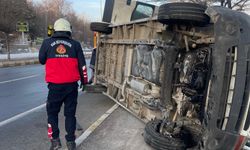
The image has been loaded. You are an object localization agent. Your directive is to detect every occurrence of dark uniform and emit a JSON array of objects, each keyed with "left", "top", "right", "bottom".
[
  {"left": 39, "top": 31, "right": 87, "bottom": 142},
  {"left": 89, "top": 48, "right": 96, "bottom": 83},
  {"left": 89, "top": 48, "right": 96, "bottom": 70}
]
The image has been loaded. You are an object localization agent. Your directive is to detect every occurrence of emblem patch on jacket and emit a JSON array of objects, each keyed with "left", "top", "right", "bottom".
[{"left": 56, "top": 44, "right": 67, "bottom": 54}]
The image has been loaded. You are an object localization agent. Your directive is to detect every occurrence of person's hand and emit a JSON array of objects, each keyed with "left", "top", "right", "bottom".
[
  {"left": 82, "top": 66, "right": 88, "bottom": 84},
  {"left": 80, "top": 83, "right": 86, "bottom": 91}
]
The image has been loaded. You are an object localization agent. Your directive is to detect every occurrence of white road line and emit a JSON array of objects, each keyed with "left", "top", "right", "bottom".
[
  {"left": 0, "top": 99, "right": 117, "bottom": 134},
  {"left": 0, "top": 89, "right": 82, "bottom": 127},
  {"left": 0, "top": 90, "right": 119, "bottom": 149},
  {"left": 0, "top": 75, "right": 39, "bottom": 84},
  {"left": 75, "top": 104, "right": 119, "bottom": 147},
  {"left": 0, "top": 103, "right": 46, "bottom": 127}
]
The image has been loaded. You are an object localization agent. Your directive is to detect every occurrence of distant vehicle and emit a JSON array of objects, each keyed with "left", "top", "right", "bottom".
[{"left": 91, "top": 0, "right": 250, "bottom": 149}]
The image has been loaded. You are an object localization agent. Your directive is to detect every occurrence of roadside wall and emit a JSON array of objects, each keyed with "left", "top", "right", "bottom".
[{"left": 0, "top": 59, "right": 39, "bottom": 68}]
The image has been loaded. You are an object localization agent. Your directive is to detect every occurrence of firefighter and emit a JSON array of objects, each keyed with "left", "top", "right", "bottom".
[
  {"left": 88, "top": 32, "right": 97, "bottom": 84},
  {"left": 39, "top": 18, "right": 88, "bottom": 150},
  {"left": 88, "top": 48, "right": 96, "bottom": 84}
]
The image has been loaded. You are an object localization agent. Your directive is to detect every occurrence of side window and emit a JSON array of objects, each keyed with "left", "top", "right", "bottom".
[{"left": 131, "top": 4, "right": 154, "bottom": 21}]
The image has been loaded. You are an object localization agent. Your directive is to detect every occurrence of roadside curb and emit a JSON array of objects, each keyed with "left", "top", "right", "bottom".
[
  {"left": 0, "top": 59, "right": 39, "bottom": 68},
  {"left": 75, "top": 104, "right": 119, "bottom": 148}
]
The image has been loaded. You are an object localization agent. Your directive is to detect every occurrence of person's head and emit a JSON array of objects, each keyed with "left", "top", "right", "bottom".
[{"left": 54, "top": 18, "right": 72, "bottom": 35}]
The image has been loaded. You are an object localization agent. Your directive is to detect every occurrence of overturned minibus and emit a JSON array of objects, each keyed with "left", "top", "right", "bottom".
[{"left": 90, "top": 0, "right": 250, "bottom": 149}]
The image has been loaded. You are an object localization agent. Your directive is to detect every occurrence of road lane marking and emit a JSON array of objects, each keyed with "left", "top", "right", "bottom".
[
  {"left": 0, "top": 100, "right": 117, "bottom": 135},
  {"left": 0, "top": 75, "right": 39, "bottom": 84},
  {"left": 0, "top": 103, "right": 46, "bottom": 127},
  {"left": 75, "top": 104, "right": 119, "bottom": 147},
  {"left": 0, "top": 89, "right": 82, "bottom": 127},
  {"left": 0, "top": 89, "right": 119, "bottom": 149}
]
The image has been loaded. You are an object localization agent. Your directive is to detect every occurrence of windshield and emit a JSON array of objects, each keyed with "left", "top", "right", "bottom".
[
  {"left": 136, "top": 0, "right": 172, "bottom": 6},
  {"left": 131, "top": 3, "right": 154, "bottom": 20}
]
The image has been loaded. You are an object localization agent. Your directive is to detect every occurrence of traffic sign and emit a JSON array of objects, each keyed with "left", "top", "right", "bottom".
[{"left": 16, "top": 21, "right": 29, "bottom": 32}]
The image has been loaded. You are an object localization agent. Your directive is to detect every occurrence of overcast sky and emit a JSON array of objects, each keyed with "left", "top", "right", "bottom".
[
  {"left": 32, "top": 0, "right": 250, "bottom": 20},
  {"left": 32, "top": 0, "right": 105, "bottom": 21},
  {"left": 68, "top": 0, "right": 105, "bottom": 21}
]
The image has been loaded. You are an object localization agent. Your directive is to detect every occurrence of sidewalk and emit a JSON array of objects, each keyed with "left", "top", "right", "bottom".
[
  {"left": 64, "top": 93, "right": 153, "bottom": 150},
  {"left": 79, "top": 107, "right": 153, "bottom": 150}
]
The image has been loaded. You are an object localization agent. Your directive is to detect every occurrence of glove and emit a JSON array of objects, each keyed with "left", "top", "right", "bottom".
[
  {"left": 80, "top": 83, "right": 86, "bottom": 91},
  {"left": 82, "top": 66, "right": 88, "bottom": 84}
]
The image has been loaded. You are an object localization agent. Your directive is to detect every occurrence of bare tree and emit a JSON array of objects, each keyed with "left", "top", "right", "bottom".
[
  {"left": 222, "top": 0, "right": 249, "bottom": 11},
  {"left": 28, "top": 0, "right": 93, "bottom": 45},
  {"left": 0, "top": 0, "right": 34, "bottom": 58},
  {"left": 179, "top": 0, "right": 249, "bottom": 10},
  {"left": 0, "top": 0, "right": 94, "bottom": 48},
  {"left": 0, "top": 0, "right": 33, "bottom": 33}
]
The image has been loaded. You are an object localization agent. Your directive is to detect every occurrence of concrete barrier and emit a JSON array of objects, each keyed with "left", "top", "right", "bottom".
[
  {"left": 0, "top": 53, "right": 91, "bottom": 68},
  {"left": 0, "top": 59, "right": 39, "bottom": 68}
]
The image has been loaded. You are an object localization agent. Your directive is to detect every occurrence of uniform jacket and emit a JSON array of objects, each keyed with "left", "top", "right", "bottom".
[
  {"left": 89, "top": 48, "right": 96, "bottom": 70},
  {"left": 39, "top": 32, "right": 87, "bottom": 84}
]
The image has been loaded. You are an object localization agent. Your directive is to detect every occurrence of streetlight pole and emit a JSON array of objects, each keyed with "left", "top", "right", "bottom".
[
  {"left": 44, "top": 0, "right": 48, "bottom": 38},
  {"left": 44, "top": 11, "right": 48, "bottom": 38},
  {"left": 0, "top": 31, "right": 10, "bottom": 60},
  {"left": 6, "top": 35, "right": 10, "bottom": 60}
]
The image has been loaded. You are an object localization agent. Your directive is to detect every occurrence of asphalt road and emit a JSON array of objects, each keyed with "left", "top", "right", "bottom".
[
  {"left": 0, "top": 63, "right": 117, "bottom": 150},
  {"left": 0, "top": 61, "right": 92, "bottom": 122},
  {"left": 0, "top": 65, "right": 47, "bottom": 121},
  {"left": 0, "top": 64, "right": 153, "bottom": 150}
]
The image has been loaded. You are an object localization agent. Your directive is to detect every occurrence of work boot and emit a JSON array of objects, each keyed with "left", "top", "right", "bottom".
[
  {"left": 66, "top": 141, "right": 76, "bottom": 150},
  {"left": 50, "top": 138, "right": 62, "bottom": 150}
]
